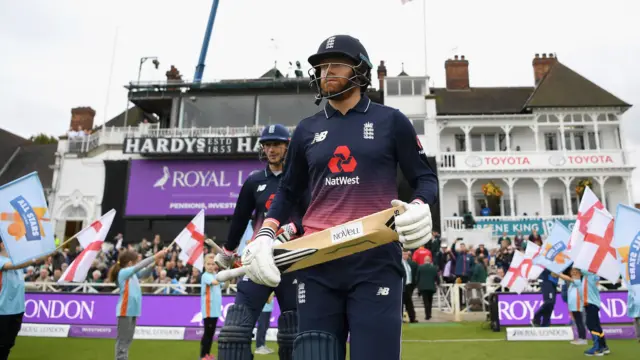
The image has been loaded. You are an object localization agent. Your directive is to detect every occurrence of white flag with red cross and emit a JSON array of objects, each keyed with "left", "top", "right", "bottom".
[
  {"left": 573, "top": 207, "right": 620, "bottom": 282},
  {"left": 568, "top": 187, "right": 608, "bottom": 261},
  {"left": 59, "top": 209, "right": 116, "bottom": 283},
  {"left": 175, "top": 209, "right": 205, "bottom": 272},
  {"left": 522, "top": 241, "right": 545, "bottom": 280},
  {"left": 500, "top": 251, "right": 529, "bottom": 294}
]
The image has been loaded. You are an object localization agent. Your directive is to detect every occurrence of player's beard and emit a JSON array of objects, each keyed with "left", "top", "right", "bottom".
[{"left": 321, "top": 79, "right": 358, "bottom": 101}]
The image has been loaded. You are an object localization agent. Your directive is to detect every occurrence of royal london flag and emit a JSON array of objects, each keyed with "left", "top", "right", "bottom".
[
  {"left": 501, "top": 250, "right": 529, "bottom": 294},
  {"left": 175, "top": 209, "right": 205, "bottom": 271},
  {"left": 523, "top": 241, "right": 545, "bottom": 280},
  {"left": 0, "top": 172, "right": 55, "bottom": 265},
  {"left": 611, "top": 204, "right": 640, "bottom": 305},
  {"left": 568, "top": 187, "right": 608, "bottom": 260},
  {"left": 60, "top": 209, "right": 116, "bottom": 283},
  {"left": 573, "top": 207, "right": 620, "bottom": 282},
  {"left": 533, "top": 220, "right": 573, "bottom": 274}
]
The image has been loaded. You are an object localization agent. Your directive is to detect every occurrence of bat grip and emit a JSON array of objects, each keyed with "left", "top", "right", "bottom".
[{"left": 216, "top": 266, "right": 246, "bottom": 282}]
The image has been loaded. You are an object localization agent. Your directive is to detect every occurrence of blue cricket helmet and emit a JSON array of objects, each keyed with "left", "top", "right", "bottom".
[
  {"left": 259, "top": 124, "right": 290, "bottom": 144},
  {"left": 307, "top": 35, "right": 373, "bottom": 105}
]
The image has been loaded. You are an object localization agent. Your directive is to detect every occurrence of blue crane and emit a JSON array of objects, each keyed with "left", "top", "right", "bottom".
[{"left": 193, "top": 0, "right": 221, "bottom": 83}]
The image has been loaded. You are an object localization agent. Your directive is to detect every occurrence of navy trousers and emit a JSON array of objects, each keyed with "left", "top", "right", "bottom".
[{"left": 296, "top": 264, "right": 403, "bottom": 360}]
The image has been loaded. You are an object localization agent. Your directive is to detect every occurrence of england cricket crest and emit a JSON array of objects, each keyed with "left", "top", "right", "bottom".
[{"left": 363, "top": 122, "right": 374, "bottom": 140}]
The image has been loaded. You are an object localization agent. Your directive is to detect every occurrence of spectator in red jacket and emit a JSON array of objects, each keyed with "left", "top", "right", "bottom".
[{"left": 412, "top": 246, "right": 433, "bottom": 266}]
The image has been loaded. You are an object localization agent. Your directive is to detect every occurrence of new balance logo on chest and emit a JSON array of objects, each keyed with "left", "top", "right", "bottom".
[
  {"left": 257, "top": 184, "right": 266, "bottom": 192},
  {"left": 311, "top": 131, "right": 328, "bottom": 144}
]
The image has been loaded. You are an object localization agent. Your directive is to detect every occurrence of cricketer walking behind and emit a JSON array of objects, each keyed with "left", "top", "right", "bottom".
[
  {"left": 214, "top": 125, "right": 308, "bottom": 360},
  {"left": 241, "top": 35, "right": 438, "bottom": 360}
]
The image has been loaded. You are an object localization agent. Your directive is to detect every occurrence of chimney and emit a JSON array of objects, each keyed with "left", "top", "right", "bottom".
[
  {"left": 377, "top": 60, "right": 387, "bottom": 91},
  {"left": 444, "top": 55, "right": 469, "bottom": 90},
  {"left": 70, "top": 107, "right": 96, "bottom": 131},
  {"left": 532, "top": 53, "right": 558, "bottom": 85},
  {"left": 166, "top": 65, "right": 183, "bottom": 81}
]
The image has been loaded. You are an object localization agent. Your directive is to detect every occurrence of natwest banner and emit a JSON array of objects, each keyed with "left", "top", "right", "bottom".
[
  {"left": 123, "top": 136, "right": 261, "bottom": 156},
  {"left": 497, "top": 291, "right": 631, "bottom": 326},
  {"left": 24, "top": 292, "right": 280, "bottom": 328},
  {"left": 125, "top": 159, "right": 263, "bottom": 216}
]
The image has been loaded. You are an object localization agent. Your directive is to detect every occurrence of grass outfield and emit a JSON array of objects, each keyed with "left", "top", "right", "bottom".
[{"left": 11, "top": 322, "right": 639, "bottom": 359}]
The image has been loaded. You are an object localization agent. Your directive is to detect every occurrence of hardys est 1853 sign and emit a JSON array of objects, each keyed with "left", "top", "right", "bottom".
[
  {"left": 123, "top": 137, "right": 261, "bottom": 156},
  {"left": 125, "top": 159, "right": 263, "bottom": 216}
]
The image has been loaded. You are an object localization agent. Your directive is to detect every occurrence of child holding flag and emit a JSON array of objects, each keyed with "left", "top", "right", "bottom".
[
  {"left": 0, "top": 237, "right": 53, "bottom": 360},
  {"left": 200, "top": 254, "right": 223, "bottom": 360},
  {"left": 556, "top": 267, "right": 587, "bottom": 345},
  {"left": 108, "top": 247, "right": 168, "bottom": 360},
  {"left": 626, "top": 281, "right": 640, "bottom": 342},
  {"left": 581, "top": 269, "right": 610, "bottom": 356}
]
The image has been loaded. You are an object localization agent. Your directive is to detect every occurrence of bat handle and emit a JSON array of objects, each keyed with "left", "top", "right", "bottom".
[{"left": 216, "top": 266, "right": 247, "bottom": 282}]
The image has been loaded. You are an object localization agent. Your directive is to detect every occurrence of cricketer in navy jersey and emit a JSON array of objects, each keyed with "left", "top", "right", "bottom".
[
  {"left": 242, "top": 35, "right": 438, "bottom": 360},
  {"left": 216, "top": 124, "right": 308, "bottom": 360}
]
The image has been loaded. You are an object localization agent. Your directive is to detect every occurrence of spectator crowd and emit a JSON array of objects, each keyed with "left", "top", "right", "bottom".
[{"left": 22, "top": 233, "right": 225, "bottom": 294}]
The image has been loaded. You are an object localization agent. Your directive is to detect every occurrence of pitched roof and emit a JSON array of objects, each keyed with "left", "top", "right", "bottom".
[
  {"left": 0, "top": 144, "right": 57, "bottom": 189},
  {"left": 0, "top": 129, "right": 30, "bottom": 167},
  {"left": 524, "top": 61, "right": 631, "bottom": 109},
  {"left": 430, "top": 87, "right": 534, "bottom": 115}
]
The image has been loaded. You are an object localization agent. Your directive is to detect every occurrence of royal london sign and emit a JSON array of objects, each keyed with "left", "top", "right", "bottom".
[
  {"left": 445, "top": 151, "right": 624, "bottom": 171},
  {"left": 122, "top": 136, "right": 262, "bottom": 156}
]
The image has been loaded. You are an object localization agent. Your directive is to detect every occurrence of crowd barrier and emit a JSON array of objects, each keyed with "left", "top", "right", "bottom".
[{"left": 19, "top": 281, "right": 638, "bottom": 341}]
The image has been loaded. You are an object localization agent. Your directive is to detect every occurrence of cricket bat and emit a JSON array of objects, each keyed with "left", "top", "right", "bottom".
[{"left": 216, "top": 205, "right": 405, "bottom": 282}]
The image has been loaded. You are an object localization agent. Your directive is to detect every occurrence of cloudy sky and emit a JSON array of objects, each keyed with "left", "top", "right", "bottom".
[{"left": 1, "top": 0, "right": 639, "bottom": 195}]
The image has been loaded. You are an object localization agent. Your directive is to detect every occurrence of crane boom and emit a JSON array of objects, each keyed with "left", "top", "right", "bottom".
[{"left": 193, "top": 0, "right": 220, "bottom": 83}]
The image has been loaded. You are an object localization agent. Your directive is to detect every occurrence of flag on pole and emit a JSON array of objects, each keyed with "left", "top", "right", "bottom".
[
  {"left": 0, "top": 172, "right": 55, "bottom": 265},
  {"left": 568, "top": 187, "right": 607, "bottom": 260},
  {"left": 533, "top": 221, "right": 573, "bottom": 274},
  {"left": 522, "top": 241, "right": 545, "bottom": 280},
  {"left": 573, "top": 207, "right": 620, "bottom": 282},
  {"left": 175, "top": 209, "right": 205, "bottom": 272},
  {"left": 59, "top": 209, "right": 116, "bottom": 283},
  {"left": 611, "top": 204, "right": 640, "bottom": 305},
  {"left": 501, "top": 251, "right": 529, "bottom": 294}
]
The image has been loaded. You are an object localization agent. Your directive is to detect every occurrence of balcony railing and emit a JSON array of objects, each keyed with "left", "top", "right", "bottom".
[
  {"left": 65, "top": 124, "right": 296, "bottom": 154},
  {"left": 439, "top": 150, "right": 628, "bottom": 170}
]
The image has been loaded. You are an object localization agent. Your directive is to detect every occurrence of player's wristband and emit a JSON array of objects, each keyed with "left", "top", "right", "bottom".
[
  {"left": 281, "top": 223, "right": 297, "bottom": 236},
  {"left": 411, "top": 198, "right": 425, "bottom": 205}
]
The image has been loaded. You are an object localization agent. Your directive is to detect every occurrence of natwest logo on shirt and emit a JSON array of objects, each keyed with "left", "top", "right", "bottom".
[
  {"left": 325, "top": 145, "right": 360, "bottom": 186},
  {"left": 265, "top": 194, "right": 275, "bottom": 210}
]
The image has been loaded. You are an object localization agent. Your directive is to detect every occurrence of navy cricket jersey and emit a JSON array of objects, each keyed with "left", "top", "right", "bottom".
[
  {"left": 265, "top": 95, "right": 438, "bottom": 274},
  {"left": 225, "top": 166, "right": 307, "bottom": 252}
]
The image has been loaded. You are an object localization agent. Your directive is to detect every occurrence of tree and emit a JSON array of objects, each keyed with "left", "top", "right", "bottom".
[{"left": 29, "top": 133, "right": 58, "bottom": 144}]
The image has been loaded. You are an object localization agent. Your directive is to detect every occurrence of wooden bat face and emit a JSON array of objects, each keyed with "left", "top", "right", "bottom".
[{"left": 272, "top": 206, "right": 405, "bottom": 273}]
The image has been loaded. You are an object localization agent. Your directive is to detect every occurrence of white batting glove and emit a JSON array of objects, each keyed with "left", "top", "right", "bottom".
[
  {"left": 391, "top": 199, "right": 432, "bottom": 250},
  {"left": 275, "top": 223, "right": 297, "bottom": 244},
  {"left": 214, "top": 247, "right": 236, "bottom": 270},
  {"left": 241, "top": 229, "right": 281, "bottom": 287}
]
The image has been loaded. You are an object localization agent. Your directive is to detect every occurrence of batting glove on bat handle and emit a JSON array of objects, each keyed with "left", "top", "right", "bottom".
[
  {"left": 216, "top": 266, "right": 247, "bottom": 282},
  {"left": 391, "top": 199, "right": 433, "bottom": 250}
]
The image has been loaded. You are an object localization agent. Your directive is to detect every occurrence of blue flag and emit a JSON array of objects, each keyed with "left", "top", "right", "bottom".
[
  {"left": 0, "top": 172, "right": 55, "bottom": 265},
  {"left": 533, "top": 220, "right": 573, "bottom": 274},
  {"left": 612, "top": 204, "right": 640, "bottom": 306}
]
